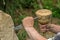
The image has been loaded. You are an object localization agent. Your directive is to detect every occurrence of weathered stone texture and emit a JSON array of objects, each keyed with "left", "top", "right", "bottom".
[{"left": 0, "top": 10, "right": 18, "bottom": 40}]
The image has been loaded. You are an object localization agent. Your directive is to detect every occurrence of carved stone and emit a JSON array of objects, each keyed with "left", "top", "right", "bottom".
[
  {"left": 35, "top": 9, "right": 55, "bottom": 38},
  {"left": 36, "top": 9, "right": 52, "bottom": 25},
  {"left": 0, "top": 10, "right": 18, "bottom": 40}
]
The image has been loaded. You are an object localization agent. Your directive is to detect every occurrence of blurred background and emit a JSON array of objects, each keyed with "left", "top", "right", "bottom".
[{"left": 0, "top": 0, "right": 60, "bottom": 40}]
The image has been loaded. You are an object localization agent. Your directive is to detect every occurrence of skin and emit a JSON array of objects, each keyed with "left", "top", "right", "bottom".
[
  {"left": 49, "top": 24, "right": 60, "bottom": 33},
  {"left": 22, "top": 17, "right": 60, "bottom": 40},
  {"left": 22, "top": 17, "right": 47, "bottom": 40}
]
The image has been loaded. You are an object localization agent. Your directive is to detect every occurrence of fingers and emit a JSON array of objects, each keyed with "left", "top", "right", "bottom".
[
  {"left": 40, "top": 28, "right": 47, "bottom": 32},
  {"left": 39, "top": 25, "right": 50, "bottom": 32},
  {"left": 22, "top": 17, "right": 34, "bottom": 24},
  {"left": 22, "top": 17, "right": 34, "bottom": 27},
  {"left": 22, "top": 17, "right": 34, "bottom": 21},
  {"left": 40, "top": 25, "right": 47, "bottom": 29}
]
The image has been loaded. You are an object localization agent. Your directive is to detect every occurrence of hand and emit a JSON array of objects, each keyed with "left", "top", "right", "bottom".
[
  {"left": 22, "top": 17, "right": 34, "bottom": 27},
  {"left": 49, "top": 24, "right": 60, "bottom": 33},
  {"left": 39, "top": 24, "right": 49, "bottom": 32}
]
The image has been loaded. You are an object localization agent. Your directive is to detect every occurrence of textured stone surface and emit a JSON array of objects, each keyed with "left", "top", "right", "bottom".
[{"left": 0, "top": 10, "right": 18, "bottom": 40}]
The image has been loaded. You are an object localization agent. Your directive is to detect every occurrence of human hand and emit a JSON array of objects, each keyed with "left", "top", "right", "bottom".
[
  {"left": 39, "top": 24, "right": 49, "bottom": 32},
  {"left": 22, "top": 17, "right": 34, "bottom": 27},
  {"left": 48, "top": 24, "right": 60, "bottom": 33}
]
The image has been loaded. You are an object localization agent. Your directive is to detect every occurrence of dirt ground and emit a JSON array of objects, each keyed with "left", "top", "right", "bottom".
[{"left": 52, "top": 18, "right": 60, "bottom": 24}]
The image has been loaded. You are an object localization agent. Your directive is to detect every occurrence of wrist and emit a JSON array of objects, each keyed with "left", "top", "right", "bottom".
[
  {"left": 47, "top": 24, "right": 54, "bottom": 31},
  {"left": 24, "top": 26, "right": 33, "bottom": 29},
  {"left": 48, "top": 24, "right": 57, "bottom": 33}
]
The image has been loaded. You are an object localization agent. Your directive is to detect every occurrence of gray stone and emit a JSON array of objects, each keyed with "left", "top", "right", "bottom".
[{"left": 0, "top": 10, "right": 18, "bottom": 40}]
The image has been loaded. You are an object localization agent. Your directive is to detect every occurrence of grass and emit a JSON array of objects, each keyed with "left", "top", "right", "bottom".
[
  {"left": 17, "top": 29, "right": 28, "bottom": 40},
  {"left": 1, "top": 0, "right": 60, "bottom": 40}
]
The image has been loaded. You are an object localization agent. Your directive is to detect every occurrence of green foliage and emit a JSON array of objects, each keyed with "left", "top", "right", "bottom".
[
  {"left": 1, "top": 0, "right": 60, "bottom": 40},
  {"left": 17, "top": 29, "right": 27, "bottom": 40},
  {"left": 13, "top": 15, "right": 27, "bottom": 26},
  {"left": 19, "top": 0, "right": 35, "bottom": 8},
  {"left": 42, "top": 0, "right": 60, "bottom": 18}
]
